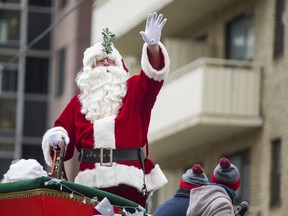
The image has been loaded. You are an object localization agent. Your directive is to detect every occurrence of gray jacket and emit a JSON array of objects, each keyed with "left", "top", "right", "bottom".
[{"left": 186, "top": 186, "right": 234, "bottom": 216}]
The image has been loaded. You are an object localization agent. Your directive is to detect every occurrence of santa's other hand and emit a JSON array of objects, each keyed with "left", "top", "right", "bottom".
[
  {"left": 48, "top": 131, "right": 69, "bottom": 149},
  {"left": 140, "top": 12, "right": 167, "bottom": 45}
]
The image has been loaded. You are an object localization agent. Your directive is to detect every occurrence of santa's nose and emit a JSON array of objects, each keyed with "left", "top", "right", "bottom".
[{"left": 103, "top": 58, "right": 110, "bottom": 66}]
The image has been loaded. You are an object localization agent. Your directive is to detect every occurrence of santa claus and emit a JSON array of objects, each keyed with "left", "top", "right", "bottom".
[{"left": 42, "top": 12, "right": 170, "bottom": 208}]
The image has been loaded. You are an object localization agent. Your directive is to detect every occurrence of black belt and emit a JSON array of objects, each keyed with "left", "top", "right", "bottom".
[
  {"left": 79, "top": 147, "right": 148, "bottom": 198},
  {"left": 78, "top": 147, "right": 144, "bottom": 167}
]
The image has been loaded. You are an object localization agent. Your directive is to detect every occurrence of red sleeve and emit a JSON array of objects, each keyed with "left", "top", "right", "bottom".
[
  {"left": 136, "top": 70, "right": 164, "bottom": 110},
  {"left": 54, "top": 95, "right": 79, "bottom": 160}
]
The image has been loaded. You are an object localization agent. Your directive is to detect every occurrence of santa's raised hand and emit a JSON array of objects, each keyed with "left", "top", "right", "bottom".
[{"left": 140, "top": 12, "right": 167, "bottom": 45}]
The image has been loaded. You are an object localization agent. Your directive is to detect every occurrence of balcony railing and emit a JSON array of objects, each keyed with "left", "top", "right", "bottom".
[
  {"left": 148, "top": 58, "right": 262, "bottom": 162},
  {"left": 164, "top": 38, "right": 216, "bottom": 72}
]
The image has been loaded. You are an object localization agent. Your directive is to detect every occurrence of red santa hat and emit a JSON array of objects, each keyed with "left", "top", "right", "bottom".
[
  {"left": 179, "top": 164, "right": 209, "bottom": 190},
  {"left": 82, "top": 28, "right": 128, "bottom": 72},
  {"left": 211, "top": 157, "right": 241, "bottom": 191},
  {"left": 82, "top": 43, "right": 123, "bottom": 69}
]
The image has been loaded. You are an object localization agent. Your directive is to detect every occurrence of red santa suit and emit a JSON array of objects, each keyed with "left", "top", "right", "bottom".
[{"left": 42, "top": 42, "right": 170, "bottom": 207}]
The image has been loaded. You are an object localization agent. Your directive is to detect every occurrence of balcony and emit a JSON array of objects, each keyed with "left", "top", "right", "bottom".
[
  {"left": 93, "top": 0, "right": 240, "bottom": 57},
  {"left": 148, "top": 58, "right": 262, "bottom": 162}
]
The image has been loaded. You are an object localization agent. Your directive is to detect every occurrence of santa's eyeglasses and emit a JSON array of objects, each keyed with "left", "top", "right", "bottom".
[{"left": 93, "top": 57, "right": 115, "bottom": 67}]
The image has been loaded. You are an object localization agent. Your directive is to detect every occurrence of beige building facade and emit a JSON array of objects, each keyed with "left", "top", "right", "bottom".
[{"left": 91, "top": 0, "right": 288, "bottom": 215}]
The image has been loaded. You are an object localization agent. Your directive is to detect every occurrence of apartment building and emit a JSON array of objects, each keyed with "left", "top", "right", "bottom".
[
  {"left": 0, "top": 0, "right": 92, "bottom": 181},
  {"left": 0, "top": 0, "right": 53, "bottom": 176},
  {"left": 92, "top": 0, "right": 288, "bottom": 215}
]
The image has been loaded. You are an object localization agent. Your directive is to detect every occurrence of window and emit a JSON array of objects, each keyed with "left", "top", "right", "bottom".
[
  {"left": 0, "top": 9, "right": 20, "bottom": 48},
  {"left": 56, "top": 48, "right": 66, "bottom": 96},
  {"left": 28, "top": 0, "right": 51, "bottom": 7},
  {"left": 25, "top": 57, "right": 49, "bottom": 94},
  {"left": 0, "top": 0, "right": 20, "bottom": 3},
  {"left": 270, "top": 139, "right": 281, "bottom": 207},
  {"left": 27, "top": 12, "right": 51, "bottom": 50},
  {"left": 0, "top": 98, "right": 16, "bottom": 135},
  {"left": 274, "top": 0, "right": 285, "bottom": 58},
  {"left": 22, "top": 144, "right": 45, "bottom": 166},
  {"left": 226, "top": 150, "right": 250, "bottom": 204},
  {"left": 0, "top": 66, "right": 18, "bottom": 92},
  {"left": 23, "top": 100, "right": 47, "bottom": 137},
  {"left": 226, "top": 14, "right": 254, "bottom": 60},
  {"left": 0, "top": 158, "right": 14, "bottom": 181},
  {"left": 0, "top": 142, "right": 14, "bottom": 151}
]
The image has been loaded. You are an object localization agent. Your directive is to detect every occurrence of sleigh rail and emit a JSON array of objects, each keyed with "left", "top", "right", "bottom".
[{"left": 0, "top": 176, "right": 144, "bottom": 216}]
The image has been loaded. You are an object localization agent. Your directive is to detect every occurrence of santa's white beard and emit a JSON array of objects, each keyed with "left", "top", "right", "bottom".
[{"left": 76, "top": 66, "right": 129, "bottom": 122}]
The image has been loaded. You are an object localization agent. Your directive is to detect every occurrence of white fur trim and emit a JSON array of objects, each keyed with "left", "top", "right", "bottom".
[
  {"left": 141, "top": 42, "right": 170, "bottom": 81},
  {"left": 93, "top": 116, "right": 116, "bottom": 148},
  {"left": 145, "top": 164, "right": 168, "bottom": 192},
  {"left": 74, "top": 163, "right": 143, "bottom": 190},
  {"left": 74, "top": 163, "right": 168, "bottom": 192},
  {"left": 42, "top": 126, "right": 68, "bottom": 167},
  {"left": 83, "top": 43, "right": 123, "bottom": 70}
]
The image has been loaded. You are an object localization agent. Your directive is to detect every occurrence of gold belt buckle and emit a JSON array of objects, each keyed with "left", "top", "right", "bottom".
[{"left": 100, "top": 147, "right": 113, "bottom": 167}]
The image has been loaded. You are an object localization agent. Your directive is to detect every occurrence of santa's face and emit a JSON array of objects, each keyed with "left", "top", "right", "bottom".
[
  {"left": 76, "top": 65, "right": 129, "bottom": 122},
  {"left": 92, "top": 57, "right": 116, "bottom": 67}
]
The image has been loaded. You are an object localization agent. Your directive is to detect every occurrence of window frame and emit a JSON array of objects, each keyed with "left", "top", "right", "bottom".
[
  {"left": 273, "top": 0, "right": 285, "bottom": 58},
  {"left": 225, "top": 14, "right": 254, "bottom": 61},
  {"left": 270, "top": 139, "right": 281, "bottom": 207},
  {"left": 56, "top": 48, "right": 66, "bottom": 97},
  {"left": 226, "top": 150, "right": 250, "bottom": 204}
]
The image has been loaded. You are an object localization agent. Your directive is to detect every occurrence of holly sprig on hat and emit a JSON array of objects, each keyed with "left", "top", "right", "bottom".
[{"left": 101, "top": 28, "right": 117, "bottom": 54}]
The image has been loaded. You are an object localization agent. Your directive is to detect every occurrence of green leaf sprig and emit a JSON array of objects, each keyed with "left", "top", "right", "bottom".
[{"left": 101, "top": 28, "right": 117, "bottom": 54}]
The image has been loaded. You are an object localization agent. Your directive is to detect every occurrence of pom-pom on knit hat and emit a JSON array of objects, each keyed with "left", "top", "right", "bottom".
[
  {"left": 179, "top": 164, "right": 209, "bottom": 190},
  {"left": 211, "top": 157, "right": 240, "bottom": 191}
]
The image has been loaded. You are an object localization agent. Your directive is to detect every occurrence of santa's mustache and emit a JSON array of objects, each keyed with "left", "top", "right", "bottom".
[{"left": 76, "top": 65, "right": 128, "bottom": 91}]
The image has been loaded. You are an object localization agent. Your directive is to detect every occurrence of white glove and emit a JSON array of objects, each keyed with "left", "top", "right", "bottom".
[
  {"left": 140, "top": 12, "right": 167, "bottom": 45},
  {"left": 48, "top": 131, "right": 70, "bottom": 149}
]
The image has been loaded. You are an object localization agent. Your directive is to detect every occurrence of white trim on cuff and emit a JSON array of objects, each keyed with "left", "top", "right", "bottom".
[
  {"left": 141, "top": 41, "right": 170, "bottom": 81},
  {"left": 42, "top": 126, "right": 68, "bottom": 167}
]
